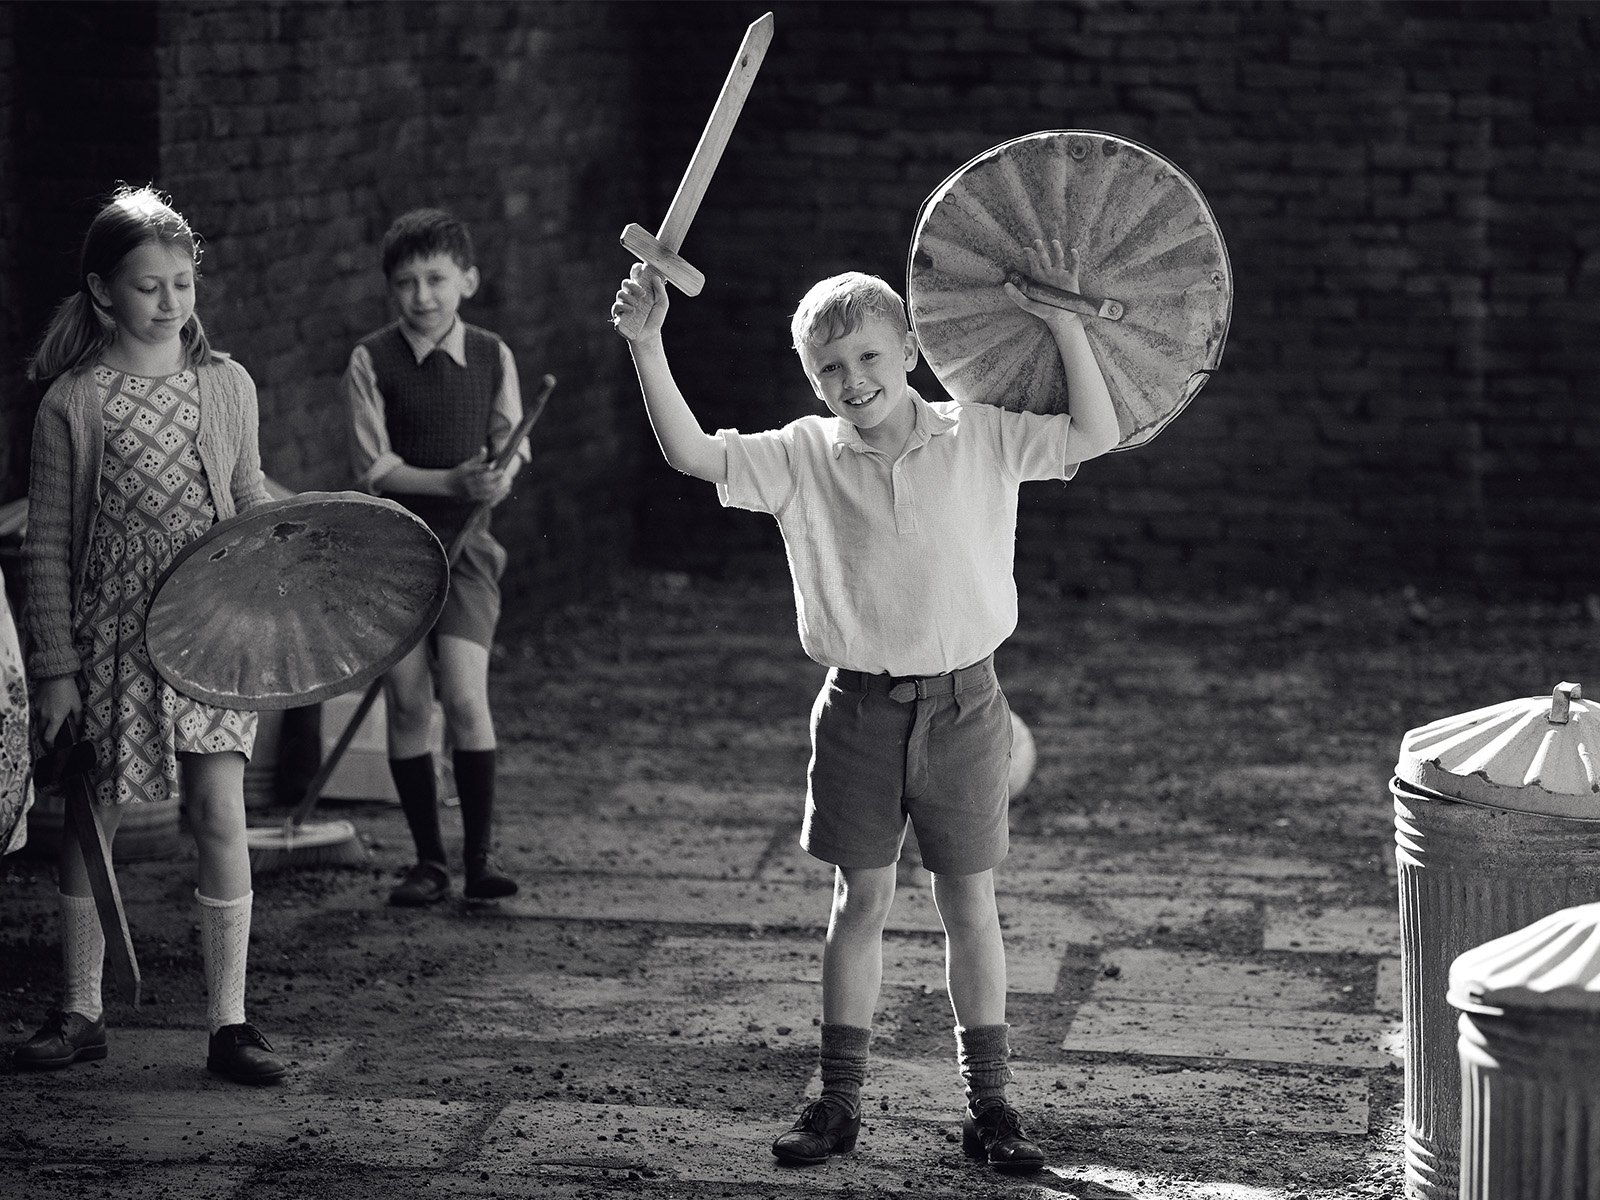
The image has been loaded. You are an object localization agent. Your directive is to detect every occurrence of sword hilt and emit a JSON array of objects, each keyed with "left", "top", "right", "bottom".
[{"left": 620, "top": 223, "right": 706, "bottom": 298}]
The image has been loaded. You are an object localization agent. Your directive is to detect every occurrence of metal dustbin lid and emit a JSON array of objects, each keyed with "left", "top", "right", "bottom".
[
  {"left": 1448, "top": 901, "right": 1600, "bottom": 1015},
  {"left": 1395, "top": 682, "right": 1600, "bottom": 818}
]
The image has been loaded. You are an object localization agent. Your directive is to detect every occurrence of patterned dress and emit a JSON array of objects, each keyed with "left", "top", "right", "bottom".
[{"left": 73, "top": 365, "right": 256, "bottom": 805}]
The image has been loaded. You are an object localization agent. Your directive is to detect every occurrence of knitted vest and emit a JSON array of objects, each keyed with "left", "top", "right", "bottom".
[{"left": 361, "top": 322, "right": 504, "bottom": 543}]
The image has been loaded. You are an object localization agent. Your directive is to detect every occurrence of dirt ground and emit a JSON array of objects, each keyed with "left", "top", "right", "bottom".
[{"left": 3, "top": 571, "right": 1598, "bottom": 1199}]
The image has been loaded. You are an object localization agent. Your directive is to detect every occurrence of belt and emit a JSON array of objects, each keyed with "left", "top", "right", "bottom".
[{"left": 833, "top": 657, "right": 993, "bottom": 704}]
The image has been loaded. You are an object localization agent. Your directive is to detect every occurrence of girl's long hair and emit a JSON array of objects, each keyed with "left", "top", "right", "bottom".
[{"left": 26, "top": 185, "right": 217, "bottom": 382}]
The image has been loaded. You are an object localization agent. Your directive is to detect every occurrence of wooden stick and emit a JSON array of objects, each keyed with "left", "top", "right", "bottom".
[{"left": 45, "top": 736, "right": 141, "bottom": 1007}]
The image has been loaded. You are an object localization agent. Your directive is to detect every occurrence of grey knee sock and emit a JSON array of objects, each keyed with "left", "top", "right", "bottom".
[
  {"left": 819, "top": 1022, "right": 871, "bottom": 1115},
  {"left": 955, "top": 1022, "right": 1013, "bottom": 1106}
]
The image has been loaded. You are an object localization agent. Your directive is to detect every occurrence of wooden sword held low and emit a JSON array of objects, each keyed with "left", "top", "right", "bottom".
[
  {"left": 616, "top": 11, "right": 774, "bottom": 334},
  {"left": 35, "top": 724, "right": 141, "bottom": 1006}
]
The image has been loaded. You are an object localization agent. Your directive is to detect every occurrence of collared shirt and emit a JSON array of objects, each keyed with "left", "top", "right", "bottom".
[
  {"left": 717, "top": 388, "right": 1083, "bottom": 677},
  {"left": 345, "top": 316, "right": 528, "bottom": 492}
]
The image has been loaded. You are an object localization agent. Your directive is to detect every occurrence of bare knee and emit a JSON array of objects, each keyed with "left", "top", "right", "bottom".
[
  {"left": 830, "top": 865, "right": 897, "bottom": 933},
  {"left": 931, "top": 870, "right": 1000, "bottom": 938}
]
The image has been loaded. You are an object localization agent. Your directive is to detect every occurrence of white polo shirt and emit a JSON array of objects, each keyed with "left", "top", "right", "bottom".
[{"left": 717, "top": 389, "right": 1083, "bottom": 677}]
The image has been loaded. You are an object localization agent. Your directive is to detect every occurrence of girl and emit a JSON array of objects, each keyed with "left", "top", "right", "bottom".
[{"left": 14, "top": 186, "right": 286, "bottom": 1084}]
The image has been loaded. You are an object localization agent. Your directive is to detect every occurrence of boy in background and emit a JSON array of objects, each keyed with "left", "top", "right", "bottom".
[
  {"left": 346, "top": 208, "right": 529, "bottom": 906},
  {"left": 609, "top": 238, "right": 1119, "bottom": 1173}
]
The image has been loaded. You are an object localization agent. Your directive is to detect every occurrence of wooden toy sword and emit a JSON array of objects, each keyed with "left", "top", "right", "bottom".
[{"left": 616, "top": 11, "right": 773, "bottom": 335}]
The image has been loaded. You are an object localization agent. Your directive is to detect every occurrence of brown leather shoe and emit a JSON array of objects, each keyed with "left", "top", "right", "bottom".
[
  {"left": 463, "top": 854, "right": 518, "bottom": 900},
  {"left": 389, "top": 860, "right": 451, "bottom": 907},
  {"left": 772, "top": 1095, "right": 860, "bottom": 1165},
  {"left": 14, "top": 1009, "right": 107, "bottom": 1069},
  {"left": 206, "top": 1022, "right": 286, "bottom": 1084},
  {"left": 962, "top": 1097, "right": 1045, "bottom": 1173}
]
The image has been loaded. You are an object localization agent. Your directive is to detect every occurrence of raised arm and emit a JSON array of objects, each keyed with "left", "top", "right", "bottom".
[
  {"left": 1004, "top": 239, "right": 1120, "bottom": 461},
  {"left": 611, "top": 263, "right": 728, "bottom": 485}
]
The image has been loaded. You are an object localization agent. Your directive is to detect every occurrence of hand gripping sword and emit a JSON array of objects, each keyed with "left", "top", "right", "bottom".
[{"left": 615, "top": 11, "right": 774, "bottom": 336}]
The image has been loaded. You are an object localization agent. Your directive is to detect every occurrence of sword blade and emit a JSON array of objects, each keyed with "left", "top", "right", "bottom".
[{"left": 653, "top": 12, "right": 774, "bottom": 253}]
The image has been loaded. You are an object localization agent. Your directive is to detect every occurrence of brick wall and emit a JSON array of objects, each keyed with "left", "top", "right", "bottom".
[
  {"left": 0, "top": 2, "right": 20, "bottom": 497},
  {"left": 4, "top": 1, "right": 1599, "bottom": 603}
]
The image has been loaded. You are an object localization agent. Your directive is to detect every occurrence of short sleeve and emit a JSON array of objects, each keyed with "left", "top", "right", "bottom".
[
  {"left": 716, "top": 426, "right": 797, "bottom": 516},
  {"left": 990, "top": 407, "right": 1081, "bottom": 483}
]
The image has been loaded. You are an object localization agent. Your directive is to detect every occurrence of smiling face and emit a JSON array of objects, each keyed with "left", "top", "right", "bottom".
[
  {"left": 86, "top": 240, "right": 196, "bottom": 358},
  {"left": 797, "top": 313, "right": 920, "bottom": 442},
  {"left": 388, "top": 252, "right": 480, "bottom": 342}
]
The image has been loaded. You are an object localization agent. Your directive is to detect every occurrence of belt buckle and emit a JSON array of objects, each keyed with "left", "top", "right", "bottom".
[{"left": 888, "top": 681, "right": 918, "bottom": 703}]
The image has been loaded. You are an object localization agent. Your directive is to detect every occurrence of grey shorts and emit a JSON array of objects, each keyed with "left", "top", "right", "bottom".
[
  {"left": 803, "top": 656, "right": 1011, "bottom": 876},
  {"left": 434, "top": 526, "right": 506, "bottom": 650}
]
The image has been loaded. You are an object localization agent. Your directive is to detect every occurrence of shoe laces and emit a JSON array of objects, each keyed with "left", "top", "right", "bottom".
[
  {"left": 796, "top": 1095, "right": 854, "bottom": 1132},
  {"left": 227, "top": 1022, "right": 275, "bottom": 1051},
  {"left": 972, "top": 1098, "right": 1026, "bottom": 1141}
]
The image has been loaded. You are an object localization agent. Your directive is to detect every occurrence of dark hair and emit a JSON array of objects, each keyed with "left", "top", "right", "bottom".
[
  {"left": 380, "top": 208, "right": 476, "bottom": 277},
  {"left": 26, "top": 184, "right": 215, "bottom": 381}
]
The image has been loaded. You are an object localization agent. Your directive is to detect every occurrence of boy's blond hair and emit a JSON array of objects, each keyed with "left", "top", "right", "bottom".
[{"left": 790, "top": 272, "right": 910, "bottom": 353}]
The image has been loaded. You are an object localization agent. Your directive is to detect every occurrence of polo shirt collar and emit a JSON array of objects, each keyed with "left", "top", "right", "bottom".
[
  {"left": 399, "top": 316, "right": 468, "bottom": 367},
  {"left": 832, "top": 387, "right": 956, "bottom": 458}
]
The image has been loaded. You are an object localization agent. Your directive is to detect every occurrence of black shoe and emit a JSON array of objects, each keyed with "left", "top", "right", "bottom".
[
  {"left": 962, "top": 1097, "right": 1045, "bottom": 1174},
  {"left": 389, "top": 860, "right": 451, "bottom": 907},
  {"left": 463, "top": 854, "right": 518, "bottom": 900},
  {"left": 772, "top": 1095, "right": 861, "bottom": 1165},
  {"left": 206, "top": 1022, "right": 287, "bottom": 1084},
  {"left": 14, "top": 1009, "right": 107, "bottom": 1069}
]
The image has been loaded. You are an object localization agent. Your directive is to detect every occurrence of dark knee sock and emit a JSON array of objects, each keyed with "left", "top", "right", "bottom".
[
  {"left": 390, "top": 753, "right": 446, "bottom": 866},
  {"left": 955, "top": 1023, "right": 1013, "bottom": 1107},
  {"left": 819, "top": 1022, "right": 871, "bottom": 1115},
  {"left": 453, "top": 748, "right": 497, "bottom": 863}
]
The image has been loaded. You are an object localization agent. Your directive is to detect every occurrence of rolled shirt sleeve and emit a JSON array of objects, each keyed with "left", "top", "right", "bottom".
[{"left": 344, "top": 343, "right": 403, "bottom": 493}]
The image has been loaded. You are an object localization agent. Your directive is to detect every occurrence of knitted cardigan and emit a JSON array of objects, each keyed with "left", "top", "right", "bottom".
[{"left": 22, "top": 356, "right": 272, "bottom": 681}]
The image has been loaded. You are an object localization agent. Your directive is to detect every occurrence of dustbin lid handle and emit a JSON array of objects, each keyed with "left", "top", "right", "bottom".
[{"left": 1550, "top": 681, "right": 1583, "bottom": 725}]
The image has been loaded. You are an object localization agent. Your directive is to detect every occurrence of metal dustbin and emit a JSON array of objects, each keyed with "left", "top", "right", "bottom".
[
  {"left": 1392, "top": 682, "right": 1600, "bottom": 1200},
  {"left": 1448, "top": 902, "right": 1600, "bottom": 1200}
]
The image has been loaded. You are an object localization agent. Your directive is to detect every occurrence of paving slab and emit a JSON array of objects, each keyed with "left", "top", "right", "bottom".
[
  {"left": 1035, "top": 1061, "right": 1368, "bottom": 1135},
  {"left": 1092, "top": 948, "right": 1348, "bottom": 1010},
  {"left": 1062, "top": 1000, "right": 1393, "bottom": 1068},
  {"left": 492, "top": 875, "right": 1079, "bottom": 992},
  {"left": 1000, "top": 845, "right": 1337, "bottom": 903},
  {"left": 1262, "top": 905, "right": 1399, "bottom": 954},
  {"left": 439, "top": 924, "right": 1073, "bottom": 1048},
  {"left": 6, "top": 1087, "right": 481, "bottom": 1167},
  {"left": 600, "top": 780, "right": 802, "bottom": 822},
  {"left": 1374, "top": 955, "right": 1402, "bottom": 1013},
  {"left": 524, "top": 814, "right": 773, "bottom": 878},
  {"left": 1095, "top": 896, "right": 1254, "bottom": 938},
  {"left": 0, "top": 1164, "right": 253, "bottom": 1200}
]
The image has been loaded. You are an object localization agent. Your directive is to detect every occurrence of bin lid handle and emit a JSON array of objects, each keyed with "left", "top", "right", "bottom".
[{"left": 1550, "top": 681, "right": 1583, "bottom": 725}]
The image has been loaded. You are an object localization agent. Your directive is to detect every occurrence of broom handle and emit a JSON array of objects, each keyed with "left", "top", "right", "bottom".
[{"left": 288, "top": 374, "right": 557, "bottom": 828}]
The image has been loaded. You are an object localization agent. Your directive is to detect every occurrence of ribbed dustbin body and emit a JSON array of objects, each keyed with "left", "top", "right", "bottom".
[
  {"left": 1449, "top": 903, "right": 1600, "bottom": 1200},
  {"left": 1393, "top": 684, "right": 1600, "bottom": 1200}
]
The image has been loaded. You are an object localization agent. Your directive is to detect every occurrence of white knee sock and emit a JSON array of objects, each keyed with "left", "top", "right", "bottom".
[
  {"left": 60, "top": 891, "right": 105, "bottom": 1022},
  {"left": 196, "top": 890, "right": 251, "bottom": 1034}
]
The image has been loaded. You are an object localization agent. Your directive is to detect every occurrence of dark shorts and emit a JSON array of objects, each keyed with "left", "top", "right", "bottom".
[
  {"left": 434, "top": 526, "right": 506, "bottom": 650},
  {"left": 803, "top": 656, "right": 1012, "bottom": 876}
]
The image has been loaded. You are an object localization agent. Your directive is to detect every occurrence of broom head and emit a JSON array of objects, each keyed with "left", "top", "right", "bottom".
[{"left": 248, "top": 818, "right": 368, "bottom": 875}]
